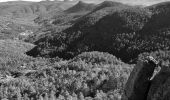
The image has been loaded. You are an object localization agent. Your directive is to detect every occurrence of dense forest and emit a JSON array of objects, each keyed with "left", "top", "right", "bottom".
[
  {"left": 27, "top": 1, "right": 170, "bottom": 63},
  {"left": 0, "top": 0, "right": 170, "bottom": 100}
]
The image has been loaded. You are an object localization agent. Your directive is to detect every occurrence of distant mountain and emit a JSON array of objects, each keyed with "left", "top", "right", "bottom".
[
  {"left": 146, "top": 1, "right": 170, "bottom": 13},
  {"left": 92, "top": 1, "right": 125, "bottom": 12},
  {"left": 26, "top": 4, "right": 149, "bottom": 61},
  {"left": 34, "top": 1, "right": 89, "bottom": 25},
  {"left": 0, "top": 1, "right": 76, "bottom": 39},
  {"left": 50, "top": 1, "right": 96, "bottom": 25},
  {"left": 69, "top": 1, "right": 129, "bottom": 29},
  {"left": 26, "top": 1, "right": 170, "bottom": 63},
  {"left": 0, "top": 1, "right": 75, "bottom": 18},
  {"left": 32, "top": 1, "right": 96, "bottom": 40},
  {"left": 141, "top": 1, "right": 170, "bottom": 35},
  {"left": 27, "top": 1, "right": 129, "bottom": 43},
  {"left": 65, "top": 1, "right": 96, "bottom": 13}
]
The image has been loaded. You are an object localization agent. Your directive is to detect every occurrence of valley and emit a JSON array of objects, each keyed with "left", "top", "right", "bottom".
[{"left": 0, "top": 0, "right": 170, "bottom": 100}]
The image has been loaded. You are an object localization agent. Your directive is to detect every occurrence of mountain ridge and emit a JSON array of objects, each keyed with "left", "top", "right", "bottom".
[
  {"left": 26, "top": 1, "right": 170, "bottom": 63},
  {"left": 65, "top": 1, "right": 96, "bottom": 13}
]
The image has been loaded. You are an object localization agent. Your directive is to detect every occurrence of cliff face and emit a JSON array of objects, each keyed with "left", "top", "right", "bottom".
[
  {"left": 122, "top": 56, "right": 170, "bottom": 100},
  {"left": 147, "top": 66, "right": 170, "bottom": 100}
]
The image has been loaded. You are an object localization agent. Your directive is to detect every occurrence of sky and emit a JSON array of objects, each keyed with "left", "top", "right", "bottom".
[
  {"left": 0, "top": 0, "right": 170, "bottom": 5},
  {"left": 0, "top": 0, "right": 41, "bottom": 2}
]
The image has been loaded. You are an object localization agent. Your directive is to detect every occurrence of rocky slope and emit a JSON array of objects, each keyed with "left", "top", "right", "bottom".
[
  {"left": 122, "top": 56, "right": 158, "bottom": 100},
  {"left": 123, "top": 51, "right": 170, "bottom": 100}
]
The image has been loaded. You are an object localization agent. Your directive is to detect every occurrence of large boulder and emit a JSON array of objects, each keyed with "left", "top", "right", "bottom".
[
  {"left": 147, "top": 66, "right": 170, "bottom": 100},
  {"left": 122, "top": 56, "right": 158, "bottom": 100}
]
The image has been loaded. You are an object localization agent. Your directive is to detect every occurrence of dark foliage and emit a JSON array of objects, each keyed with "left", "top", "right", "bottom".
[
  {"left": 26, "top": 1, "right": 170, "bottom": 63},
  {"left": 26, "top": 5, "right": 155, "bottom": 63},
  {"left": 142, "top": 2, "right": 170, "bottom": 36}
]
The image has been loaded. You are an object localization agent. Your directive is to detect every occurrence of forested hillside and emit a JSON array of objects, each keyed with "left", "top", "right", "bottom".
[
  {"left": 1, "top": 0, "right": 170, "bottom": 100},
  {"left": 27, "top": 1, "right": 170, "bottom": 63}
]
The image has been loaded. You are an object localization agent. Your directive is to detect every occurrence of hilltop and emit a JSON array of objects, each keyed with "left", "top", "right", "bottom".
[
  {"left": 92, "top": 1, "right": 125, "bottom": 12},
  {"left": 141, "top": 1, "right": 170, "bottom": 35},
  {"left": 34, "top": 1, "right": 96, "bottom": 26},
  {"left": 34, "top": 1, "right": 126, "bottom": 27},
  {"left": 65, "top": 1, "right": 96, "bottom": 13}
]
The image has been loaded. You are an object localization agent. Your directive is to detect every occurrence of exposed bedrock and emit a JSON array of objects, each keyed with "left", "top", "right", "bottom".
[
  {"left": 122, "top": 56, "right": 159, "bottom": 100},
  {"left": 147, "top": 66, "right": 170, "bottom": 100}
]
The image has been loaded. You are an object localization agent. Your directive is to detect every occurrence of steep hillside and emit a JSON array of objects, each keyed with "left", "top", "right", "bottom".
[
  {"left": 34, "top": 1, "right": 126, "bottom": 27},
  {"left": 146, "top": 1, "right": 170, "bottom": 13},
  {"left": 65, "top": 1, "right": 95, "bottom": 13},
  {"left": 27, "top": 5, "right": 153, "bottom": 62},
  {"left": 26, "top": 1, "right": 170, "bottom": 63},
  {"left": 50, "top": 0, "right": 95, "bottom": 26},
  {"left": 70, "top": 7, "right": 150, "bottom": 33},
  {"left": 141, "top": 1, "right": 170, "bottom": 36},
  {"left": 28, "top": 1, "right": 96, "bottom": 43},
  {"left": 35, "top": 1, "right": 95, "bottom": 26},
  {"left": 92, "top": 1, "right": 125, "bottom": 12}
]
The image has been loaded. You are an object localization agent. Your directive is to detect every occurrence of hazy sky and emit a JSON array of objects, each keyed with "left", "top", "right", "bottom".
[
  {"left": 0, "top": 0, "right": 41, "bottom": 2},
  {"left": 0, "top": 0, "right": 170, "bottom": 5}
]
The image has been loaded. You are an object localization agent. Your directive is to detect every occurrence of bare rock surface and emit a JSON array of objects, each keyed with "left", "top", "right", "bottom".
[
  {"left": 122, "top": 56, "right": 158, "bottom": 100},
  {"left": 147, "top": 66, "right": 170, "bottom": 100}
]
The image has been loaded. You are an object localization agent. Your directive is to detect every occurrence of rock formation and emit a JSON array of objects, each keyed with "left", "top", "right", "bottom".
[
  {"left": 147, "top": 65, "right": 170, "bottom": 100},
  {"left": 122, "top": 56, "right": 159, "bottom": 100}
]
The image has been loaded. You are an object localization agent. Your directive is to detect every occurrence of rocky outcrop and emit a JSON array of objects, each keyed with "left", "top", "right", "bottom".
[
  {"left": 122, "top": 55, "right": 170, "bottom": 100},
  {"left": 122, "top": 56, "right": 159, "bottom": 100},
  {"left": 147, "top": 66, "right": 170, "bottom": 100}
]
